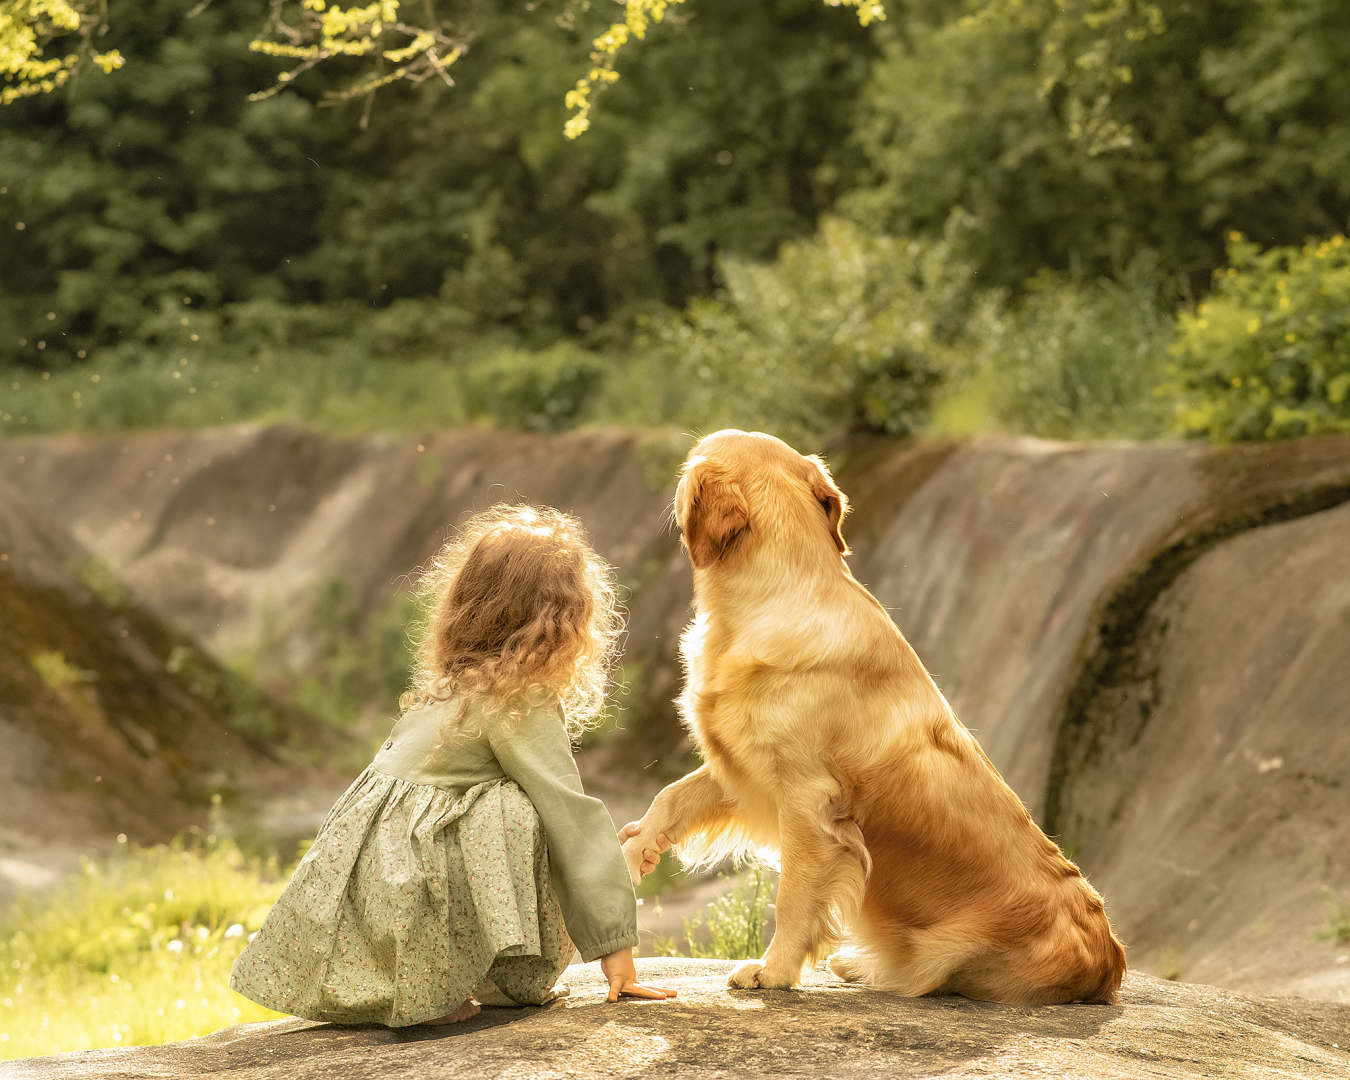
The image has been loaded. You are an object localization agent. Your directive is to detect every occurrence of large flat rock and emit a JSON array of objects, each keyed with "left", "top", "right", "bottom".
[{"left": 7, "top": 959, "right": 1349, "bottom": 1079}]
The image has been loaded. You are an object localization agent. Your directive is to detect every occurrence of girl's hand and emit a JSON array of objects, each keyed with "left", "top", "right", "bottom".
[
  {"left": 618, "top": 821, "right": 671, "bottom": 877},
  {"left": 600, "top": 948, "right": 678, "bottom": 1003}
]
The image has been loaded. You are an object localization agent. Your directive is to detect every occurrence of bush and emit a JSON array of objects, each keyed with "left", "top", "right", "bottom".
[
  {"left": 464, "top": 344, "right": 608, "bottom": 433},
  {"left": 1168, "top": 234, "right": 1350, "bottom": 441},
  {"left": 974, "top": 257, "right": 1176, "bottom": 440},
  {"left": 627, "top": 217, "right": 973, "bottom": 446},
  {"left": 0, "top": 836, "right": 289, "bottom": 1060}
]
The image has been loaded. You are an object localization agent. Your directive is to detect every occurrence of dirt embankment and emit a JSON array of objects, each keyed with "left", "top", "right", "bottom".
[
  {"left": 0, "top": 476, "right": 340, "bottom": 907},
  {"left": 2, "top": 427, "right": 1349, "bottom": 998},
  {"left": 0, "top": 427, "right": 690, "bottom": 759}
]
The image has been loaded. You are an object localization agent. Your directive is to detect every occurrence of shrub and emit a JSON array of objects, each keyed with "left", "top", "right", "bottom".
[
  {"left": 464, "top": 343, "right": 608, "bottom": 433},
  {"left": 632, "top": 217, "right": 973, "bottom": 446},
  {"left": 1168, "top": 234, "right": 1350, "bottom": 441},
  {"left": 973, "top": 256, "right": 1176, "bottom": 440}
]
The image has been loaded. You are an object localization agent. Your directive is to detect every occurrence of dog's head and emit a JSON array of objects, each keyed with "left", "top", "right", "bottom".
[{"left": 674, "top": 429, "right": 850, "bottom": 570}]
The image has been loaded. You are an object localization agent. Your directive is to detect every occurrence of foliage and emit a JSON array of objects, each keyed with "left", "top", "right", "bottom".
[
  {"left": 1167, "top": 234, "right": 1350, "bottom": 441},
  {"left": 972, "top": 0, "right": 1167, "bottom": 156},
  {"left": 563, "top": 0, "right": 884, "bottom": 140},
  {"left": 30, "top": 648, "right": 93, "bottom": 690},
  {"left": 0, "top": 0, "right": 875, "bottom": 363},
  {"left": 972, "top": 256, "right": 1175, "bottom": 440},
  {"left": 0, "top": 0, "right": 122, "bottom": 105},
  {"left": 1, "top": 347, "right": 465, "bottom": 435},
  {"left": 77, "top": 555, "right": 128, "bottom": 608},
  {"left": 464, "top": 343, "right": 607, "bottom": 433},
  {"left": 234, "top": 577, "right": 418, "bottom": 753},
  {"left": 248, "top": 0, "right": 466, "bottom": 115},
  {"left": 3, "top": 0, "right": 1350, "bottom": 446},
  {"left": 621, "top": 217, "right": 969, "bottom": 444},
  {"left": 0, "top": 835, "right": 288, "bottom": 1060},
  {"left": 1321, "top": 887, "right": 1350, "bottom": 947},
  {"left": 848, "top": 0, "right": 1350, "bottom": 295},
  {"left": 649, "top": 866, "right": 776, "bottom": 961}
]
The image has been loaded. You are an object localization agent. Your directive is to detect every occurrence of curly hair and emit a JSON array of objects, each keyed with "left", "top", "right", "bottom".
[{"left": 400, "top": 504, "right": 623, "bottom": 740}]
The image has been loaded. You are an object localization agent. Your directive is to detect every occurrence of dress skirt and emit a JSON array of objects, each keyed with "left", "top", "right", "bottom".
[{"left": 229, "top": 767, "right": 572, "bottom": 1026}]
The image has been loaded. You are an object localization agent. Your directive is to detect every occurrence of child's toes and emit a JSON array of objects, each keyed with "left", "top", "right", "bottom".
[{"left": 421, "top": 998, "right": 480, "bottom": 1025}]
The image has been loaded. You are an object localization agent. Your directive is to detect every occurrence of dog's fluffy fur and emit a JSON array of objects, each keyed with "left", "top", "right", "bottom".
[{"left": 621, "top": 430, "right": 1126, "bottom": 1003}]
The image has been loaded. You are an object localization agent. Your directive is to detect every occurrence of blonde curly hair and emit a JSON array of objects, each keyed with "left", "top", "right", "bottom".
[{"left": 401, "top": 504, "right": 623, "bottom": 739}]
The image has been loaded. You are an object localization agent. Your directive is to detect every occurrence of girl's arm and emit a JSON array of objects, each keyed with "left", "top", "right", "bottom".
[{"left": 487, "top": 704, "right": 639, "bottom": 963}]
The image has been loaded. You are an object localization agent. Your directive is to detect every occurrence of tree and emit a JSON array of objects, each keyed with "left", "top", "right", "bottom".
[
  {"left": 1, "top": 0, "right": 122, "bottom": 103},
  {"left": 0, "top": 0, "right": 877, "bottom": 363}
]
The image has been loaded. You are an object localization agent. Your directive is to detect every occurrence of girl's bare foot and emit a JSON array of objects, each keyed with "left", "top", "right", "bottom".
[{"left": 421, "top": 998, "right": 480, "bottom": 1025}]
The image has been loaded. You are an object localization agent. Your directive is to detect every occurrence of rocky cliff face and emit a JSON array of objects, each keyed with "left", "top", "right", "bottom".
[{"left": 2, "top": 427, "right": 1349, "bottom": 999}]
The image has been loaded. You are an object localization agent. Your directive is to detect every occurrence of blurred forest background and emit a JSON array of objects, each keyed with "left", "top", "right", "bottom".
[{"left": 3, "top": 0, "right": 1349, "bottom": 445}]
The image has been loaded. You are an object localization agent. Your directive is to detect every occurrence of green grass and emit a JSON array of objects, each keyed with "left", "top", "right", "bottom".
[
  {"left": 647, "top": 866, "right": 777, "bottom": 962},
  {"left": 1320, "top": 888, "right": 1350, "bottom": 946},
  {"left": 0, "top": 332, "right": 606, "bottom": 440},
  {"left": 0, "top": 836, "right": 292, "bottom": 1061},
  {"left": 1, "top": 350, "right": 474, "bottom": 437}
]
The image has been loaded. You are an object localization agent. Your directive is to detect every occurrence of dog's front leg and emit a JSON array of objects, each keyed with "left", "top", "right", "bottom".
[
  {"left": 620, "top": 765, "right": 735, "bottom": 886},
  {"left": 728, "top": 804, "right": 869, "bottom": 990}
]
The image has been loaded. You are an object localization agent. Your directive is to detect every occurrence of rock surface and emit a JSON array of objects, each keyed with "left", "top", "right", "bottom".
[
  {"left": 1052, "top": 499, "right": 1350, "bottom": 999},
  {"left": 7, "top": 959, "right": 1350, "bottom": 1079},
  {"left": 0, "top": 475, "right": 343, "bottom": 906}
]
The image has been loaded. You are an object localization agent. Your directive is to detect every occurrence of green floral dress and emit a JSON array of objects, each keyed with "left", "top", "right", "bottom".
[{"left": 229, "top": 696, "right": 638, "bottom": 1027}]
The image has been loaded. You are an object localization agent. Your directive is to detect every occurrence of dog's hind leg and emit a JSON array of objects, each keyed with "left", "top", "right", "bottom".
[
  {"left": 729, "top": 803, "right": 870, "bottom": 991},
  {"left": 827, "top": 946, "right": 866, "bottom": 983},
  {"left": 859, "top": 921, "right": 993, "bottom": 998}
]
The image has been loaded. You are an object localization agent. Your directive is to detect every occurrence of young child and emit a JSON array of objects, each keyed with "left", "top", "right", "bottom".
[{"left": 230, "top": 505, "right": 675, "bottom": 1026}]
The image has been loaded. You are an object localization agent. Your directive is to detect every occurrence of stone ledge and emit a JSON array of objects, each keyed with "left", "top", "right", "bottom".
[{"left": 7, "top": 959, "right": 1350, "bottom": 1079}]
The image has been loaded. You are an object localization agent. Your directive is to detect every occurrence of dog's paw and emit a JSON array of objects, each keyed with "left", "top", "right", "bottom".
[
  {"left": 619, "top": 835, "right": 645, "bottom": 888},
  {"left": 727, "top": 959, "right": 798, "bottom": 990},
  {"left": 727, "top": 959, "right": 767, "bottom": 989}
]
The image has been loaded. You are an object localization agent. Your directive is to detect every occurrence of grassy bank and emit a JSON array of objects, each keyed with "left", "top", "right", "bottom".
[{"left": 0, "top": 836, "right": 288, "bottom": 1060}]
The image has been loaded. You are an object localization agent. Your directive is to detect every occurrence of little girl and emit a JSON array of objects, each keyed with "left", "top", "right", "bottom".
[{"left": 230, "top": 505, "right": 675, "bottom": 1025}]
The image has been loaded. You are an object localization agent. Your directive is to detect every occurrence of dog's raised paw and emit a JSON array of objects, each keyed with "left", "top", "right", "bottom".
[{"left": 619, "top": 836, "right": 645, "bottom": 888}]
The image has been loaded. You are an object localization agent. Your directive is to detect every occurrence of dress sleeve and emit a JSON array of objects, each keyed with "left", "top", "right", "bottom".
[{"left": 487, "top": 704, "right": 638, "bottom": 962}]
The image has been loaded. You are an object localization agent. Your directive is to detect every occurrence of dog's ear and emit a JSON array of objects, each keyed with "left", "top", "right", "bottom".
[
  {"left": 678, "top": 457, "right": 749, "bottom": 569},
  {"left": 806, "top": 455, "right": 850, "bottom": 555}
]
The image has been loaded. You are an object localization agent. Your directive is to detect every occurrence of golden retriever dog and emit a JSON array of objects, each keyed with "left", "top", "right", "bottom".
[{"left": 620, "top": 429, "right": 1125, "bottom": 1004}]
